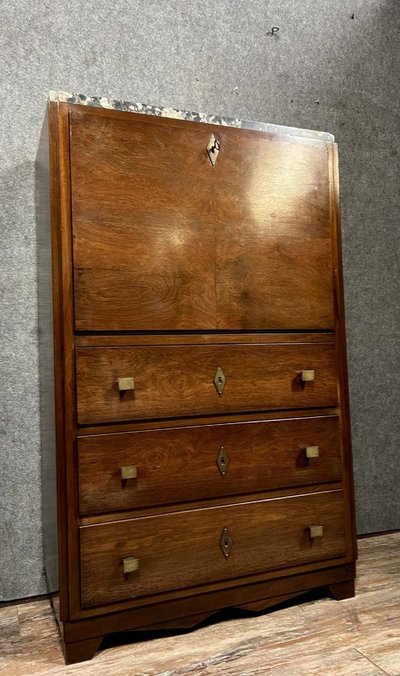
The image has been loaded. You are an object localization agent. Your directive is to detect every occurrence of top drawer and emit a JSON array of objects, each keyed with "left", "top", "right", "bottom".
[
  {"left": 76, "top": 341, "right": 337, "bottom": 425},
  {"left": 70, "top": 108, "right": 334, "bottom": 332}
]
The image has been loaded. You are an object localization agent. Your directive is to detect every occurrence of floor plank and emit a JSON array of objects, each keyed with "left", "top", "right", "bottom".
[
  {"left": 357, "top": 636, "right": 400, "bottom": 676},
  {"left": 0, "top": 533, "right": 399, "bottom": 675}
]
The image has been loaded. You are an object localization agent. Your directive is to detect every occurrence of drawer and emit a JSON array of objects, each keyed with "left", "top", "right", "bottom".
[
  {"left": 71, "top": 108, "right": 333, "bottom": 332},
  {"left": 76, "top": 342, "right": 337, "bottom": 424},
  {"left": 78, "top": 415, "right": 342, "bottom": 515},
  {"left": 80, "top": 489, "right": 347, "bottom": 607}
]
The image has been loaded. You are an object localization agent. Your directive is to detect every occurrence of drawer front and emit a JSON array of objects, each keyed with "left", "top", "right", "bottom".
[
  {"left": 76, "top": 342, "right": 337, "bottom": 424},
  {"left": 80, "top": 490, "right": 346, "bottom": 607},
  {"left": 70, "top": 108, "right": 333, "bottom": 332},
  {"left": 78, "top": 416, "right": 342, "bottom": 515}
]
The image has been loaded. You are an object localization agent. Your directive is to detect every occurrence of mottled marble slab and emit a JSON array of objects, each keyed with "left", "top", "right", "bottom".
[{"left": 49, "top": 90, "right": 335, "bottom": 142}]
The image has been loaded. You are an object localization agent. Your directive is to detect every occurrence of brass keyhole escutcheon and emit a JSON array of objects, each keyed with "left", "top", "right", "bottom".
[
  {"left": 217, "top": 446, "right": 229, "bottom": 477},
  {"left": 214, "top": 367, "right": 226, "bottom": 396},
  {"left": 206, "top": 134, "right": 220, "bottom": 166},
  {"left": 220, "top": 527, "right": 233, "bottom": 558}
]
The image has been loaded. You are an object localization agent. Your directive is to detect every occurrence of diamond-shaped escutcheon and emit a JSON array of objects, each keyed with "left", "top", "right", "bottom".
[
  {"left": 214, "top": 366, "right": 226, "bottom": 396},
  {"left": 206, "top": 134, "right": 220, "bottom": 166},
  {"left": 217, "top": 445, "right": 229, "bottom": 477},
  {"left": 220, "top": 527, "right": 233, "bottom": 558}
]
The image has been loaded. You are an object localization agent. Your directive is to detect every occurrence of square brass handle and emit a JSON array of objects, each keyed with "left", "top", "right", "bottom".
[
  {"left": 123, "top": 557, "right": 139, "bottom": 575},
  {"left": 118, "top": 377, "right": 135, "bottom": 392},
  {"left": 309, "top": 525, "right": 324, "bottom": 539},
  {"left": 305, "top": 446, "right": 320, "bottom": 459},
  {"left": 120, "top": 465, "right": 137, "bottom": 480},
  {"left": 301, "top": 370, "right": 315, "bottom": 382}
]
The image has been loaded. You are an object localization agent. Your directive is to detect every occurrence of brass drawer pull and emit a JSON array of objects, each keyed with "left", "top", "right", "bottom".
[
  {"left": 308, "top": 525, "right": 324, "bottom": 539},
  {"left": 118, "top": 377, "right": 135, "bottom": 392},
  {"left": 120, "top": 465, "right": 137, "bottom": 481},
  {"left": 300, "top": 370, "right": 315, "bottom": 382},
  {"left": 305, "top": 445, "right": 320, "bottom": 459},
  {"left": 123, "top": 556, "right": 139, "bottom": 575}
]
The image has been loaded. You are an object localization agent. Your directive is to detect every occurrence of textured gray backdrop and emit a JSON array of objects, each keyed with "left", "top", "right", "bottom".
[{"left": 0, "top": 0, "right": 399, "bottom": 601}]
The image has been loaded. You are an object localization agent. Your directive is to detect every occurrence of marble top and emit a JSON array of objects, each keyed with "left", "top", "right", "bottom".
[{"left": 49, "top": 91, "right": 334, "bottom": 142}]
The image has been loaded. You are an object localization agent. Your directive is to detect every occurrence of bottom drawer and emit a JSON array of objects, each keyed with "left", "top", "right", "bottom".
[{"left": 80, "top": 490, "right": 347, "bottom": 608}]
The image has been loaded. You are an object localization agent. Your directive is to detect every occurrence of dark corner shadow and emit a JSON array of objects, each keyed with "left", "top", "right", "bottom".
[{"left": 101, "top": 586, "right": 328, "bottom": 650}]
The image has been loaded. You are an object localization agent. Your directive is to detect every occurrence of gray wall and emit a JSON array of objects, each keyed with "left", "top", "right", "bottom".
[{"left": 1, "top": 0, "right": 399, "bottom": 601}]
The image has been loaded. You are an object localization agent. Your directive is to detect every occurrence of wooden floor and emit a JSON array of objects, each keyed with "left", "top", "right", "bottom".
[{"left": 0, "top": 533, "right": 399, "bottom": 675}]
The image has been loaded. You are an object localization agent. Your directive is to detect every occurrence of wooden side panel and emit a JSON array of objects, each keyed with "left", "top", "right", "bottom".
[
  {"left": 38, "top": 101, "right": 78, "bottom": 624},
  {"left": 46, "top": 102, "right": 81, "bottom": 622},
  {"left": 78, "top": 415, "right": 342, "bottom": 514},
  {"left": 329, "top": 143, "right": 358, "bottom": 561},
  {"left": 80, "top": 490, "right": 346, "bottom": 607},
  {"left": 70, "top": 107, "right": 334, "bottom": 331},
  {"left": 75, "top": 342, "right": 338, "bottom": 424}
]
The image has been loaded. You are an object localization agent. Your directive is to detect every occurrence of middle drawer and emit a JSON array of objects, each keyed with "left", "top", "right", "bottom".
[
  {"left": 76, "top": 342, "right": 337, "bottom": 425},
  {"left": 78, "top": 415, "right": 342, "bottom": 515}
]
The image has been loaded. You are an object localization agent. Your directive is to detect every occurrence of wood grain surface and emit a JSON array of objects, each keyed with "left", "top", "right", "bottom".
[
  {"left": 42, "top": 102, "right": 356, "bottom": 664},
  {"left": 78, "top": 415, "right": 342, "bottom": 514},
  {"left": 70, "top": 107, "right": 333, "bottom": 331},
  {"left": 2, "top": 534, "right": 397, "bottom": 673},
  {"left": 76, "top": 341, "right": 338, "bottom": 424},
  {"left": 79, "top": 489, "right": 346, "bottom": 607}
]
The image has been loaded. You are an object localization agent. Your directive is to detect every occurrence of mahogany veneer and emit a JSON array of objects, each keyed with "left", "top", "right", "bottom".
[
  {"left": 78, "top": 415, "right": 342, "bottom": 514},
  {"left": 70, "top": 109, "right": 334, "bottom": 332},
  {"left": 38, "top": 98, "right": 356, "bottom": 664},
  {"left": 76, "top": 342, "right": 338, "bottom": 424},
  {"left": 80, "top": 490, "right": 346, "bottom": 607}
]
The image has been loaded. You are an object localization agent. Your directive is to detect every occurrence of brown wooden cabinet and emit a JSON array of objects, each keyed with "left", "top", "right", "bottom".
[{"left": 38, "top": 94, "right": 356, "bottom": 664}]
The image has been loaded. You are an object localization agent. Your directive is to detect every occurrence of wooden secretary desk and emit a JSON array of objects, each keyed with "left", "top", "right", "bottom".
[{"left": 37, "top": 92, "right": 357, "bottom": 664}]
